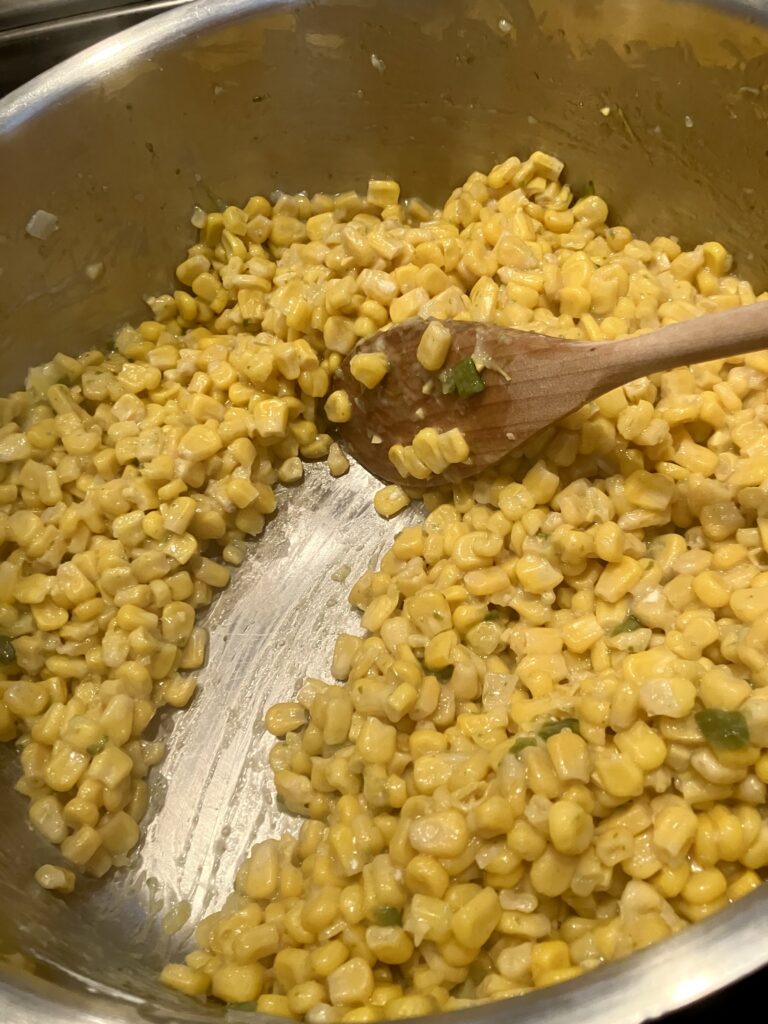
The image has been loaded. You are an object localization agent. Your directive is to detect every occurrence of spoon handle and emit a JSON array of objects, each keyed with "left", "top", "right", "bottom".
[{"left": 595, "top": 302, "right": 768, "bottom": 391}]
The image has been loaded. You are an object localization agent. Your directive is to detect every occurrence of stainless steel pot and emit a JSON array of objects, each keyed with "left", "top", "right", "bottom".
[{"left": 2, "top": 1, "right": 768, "bottom": 1021}]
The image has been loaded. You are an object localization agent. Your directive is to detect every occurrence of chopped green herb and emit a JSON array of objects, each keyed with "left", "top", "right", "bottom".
[
  {"left": 433, "top": 666, "right": 453, "bottom": 681},
  {"left": 538, "top": 717, "right": 581, "bottom": 741},
  {"left": 611, "top": 614, "right": 642, "bottom": 636},
  {"left": 485, "top": 609, "right": 503, "bottom": 622},
  {"left": 695, "top": 709, "right": 749, "bottom": 751},
  {"left": 511, "top": 736, "right": 538, "bottom": 756},
  {"left": 452, "top": 357, "right": 486, "bottom": 398},
  {"left": 0, "top": 636, "right": 16, "bottom": 664},
  {"left": 583, "top": 179, "right": 596, "bottom": 197},
  {"left": 87, "top": 737, "right": 107, "bottom": 756},
  {"left": 374, "top": 905, "right": 402, "bottom": 926}
]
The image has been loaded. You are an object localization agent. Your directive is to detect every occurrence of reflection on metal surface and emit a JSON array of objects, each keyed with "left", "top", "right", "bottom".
[
  {"left": 529, "top": 0, "right": 768, "bottom": 65},
  {"left": 671, "top": 974, "right": 714, "bottom": 1005},
  {"left": 1, "top": 1, "right": 768, "bottom": 1022}
]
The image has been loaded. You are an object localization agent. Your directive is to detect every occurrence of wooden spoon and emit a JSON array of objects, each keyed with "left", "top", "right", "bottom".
[{"left": 336, "top": 303, "right": 768, "bottom": 486}]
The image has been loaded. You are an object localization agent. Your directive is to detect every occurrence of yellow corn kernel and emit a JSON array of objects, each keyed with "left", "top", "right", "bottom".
[
  {"left": 178, "top": 425, "right": 222, "bottom": 462},
  {"left": 451, "top": 887, "right": 501, "bottom": 948},
  {"left": 416, "top": 322, "right": 453, "bottom": 372},
  {"left": 409, "top": 810, "right": 469, "bottom": 858},
  {"left": 702, "top": 241, "right": 731, "bottom": 275},
  {"left": 211, "top": 964, "right": 265, "bottom": 1003},
  {"left": 233, "top": 923, "right": 282, "bottom": 962},
  {"left": 615, "top": 720, "right": 667, "bottom": 771},
  {"left": 530, "top": 941, "right": 571, "bottom": 987},
  {"left": 468, "top": 796, "right": 517, "bottom": 838},
  {"left": 98, "top": 811, "right": 140, "bottom": 855},
  {"left": 350, "top": 353, "right": 389, "bottom": 389},
  {"left": 328, "top": 443, "right": 351, "bottom": 478},
  {"left": 325, "top": 389, "right": 353, "bottom": 423},
  {"left": 546, "top": 730, "right": 589, "bottom": 783},
  {"left": 728, "top": 869, "right": 762, "bottom": 902},
  {"left": 160, "top": 963, "right": 210, "bottom": 996},
  {"left": 652, "top": 803, "right": 698, "bottom": 859},
  {"left": 404, "top": 854, "right": 450, "bottom": 897},
  {"left": 594, "top": 748, "right": 644, "bottom": 798},
  {"left": 328, "top": 957, "right": 375, "bottom": 1007},
  {"left": 265, "top": 702, "right": 307, "bottom": 738},
  {"left": 595, "top": 557, "right": 644, "bottom": 602},
  {"left": 34, "top": 863, "right": 76, "bottom": 895},
  {"left": 639, "top": 676, "right": 696, "bottom": 718},
  {"left": 516, "top": 554, "right": 563, "bottom": 594},
  {"left": 373, "top": 485, "right": 411, "bottom": 519},
  {"left": 529, "top": 846, "right": 576, "bottom": 897},
  {"left": 87, "top": 747, "right": 134, "bottom": 789},
  {"left": 256, "top": 994, "right": 295, "bottom": 1019},
  {"left": 61, "top": 825, "right": 102, "bottom": 867},
  {"left": 342, "top": 1009, "right": 384, "bottom": 1023},
  {"left": 252, "top": 398, "right": 290, "bottom": 438},
  {"left": 367, "top": 179, "right": 401, "bottom": 208},
  {"left": 309, "top": 940, "right": 349, "bottom": 979},
  {"left": 693, "top": 571, "right": 730, "bottom": 609},
  {"left": 548, "top": 799, "right": 593, "bottom": 855},
  {"left": 593, "top": 521, "right": 624, "bottom": 562},
  {"left": 383, "top": 996, "right": 436, "bottom": 1020},
  {"left": 681, "top": 868, "right": 727, "bottom": 906},
  {"left": 364, "top": 926, "right": 414, "bottom": 964},
  {"left": 624, "top": 470, "right": 674, "bottom": 511}
]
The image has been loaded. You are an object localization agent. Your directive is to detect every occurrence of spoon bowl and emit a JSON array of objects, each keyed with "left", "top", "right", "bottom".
[{"left": 337, "top": 304, "right": 768, "bottom": 486}]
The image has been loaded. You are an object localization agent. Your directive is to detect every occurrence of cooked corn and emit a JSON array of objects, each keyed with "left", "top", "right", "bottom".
[{"left": 0, "top": 148, "right": 762, "bottom": 1017}]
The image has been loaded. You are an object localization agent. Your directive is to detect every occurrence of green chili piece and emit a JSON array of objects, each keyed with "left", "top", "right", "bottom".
[
  {"left": 374, "top": 905, "right": 402, "bottom": 926},
  {"left": 538, "top": 717, "right": 581, "bottom": 741},
  {"left": 511, "top": 736, "right": 538, "bottom": 756},
  {"left": 695, "top": 709, "right": 749, "bottom": 751},
  {"left": 611, "top": 614, "right": 642, "bottom": 636},
  {"left": 452, "top": 357, "right": 486, "bottom": 398},
  {"left": 0, "top": 636, "right": 16, "bottom": 664}
]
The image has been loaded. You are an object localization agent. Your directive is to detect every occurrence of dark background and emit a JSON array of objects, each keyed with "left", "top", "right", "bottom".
[
  {"left": 0, "top": 1, "right": 765, "bottom": 1021},
  {"left": 0, "top": 1, "right": 189, "bottom": 96}
]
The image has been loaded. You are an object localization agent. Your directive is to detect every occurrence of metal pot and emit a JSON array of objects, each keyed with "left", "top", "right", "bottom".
[{"left": 2, "top": 1, "right": 768, "bottom": 1021}]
